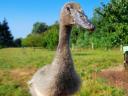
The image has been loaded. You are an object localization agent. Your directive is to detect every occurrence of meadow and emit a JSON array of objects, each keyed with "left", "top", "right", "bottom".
[{"left": 0, "top": 48, "right": 126, "bottom": 96}]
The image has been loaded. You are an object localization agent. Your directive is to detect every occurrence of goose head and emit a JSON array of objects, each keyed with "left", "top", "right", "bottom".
[{"left": 60, "top": 2, "right": 95, "bottom": 31}]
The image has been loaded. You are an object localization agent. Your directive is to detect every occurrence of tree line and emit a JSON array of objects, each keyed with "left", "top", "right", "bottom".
[
  {"left": 0, "top": 0, "right": 128, "bottom": 49},
  {"left": 0, "top": 19, "right": 14, "bottom": 48},
  {"left": 0, "top": 19, "right": 22, "bottom": 48}
]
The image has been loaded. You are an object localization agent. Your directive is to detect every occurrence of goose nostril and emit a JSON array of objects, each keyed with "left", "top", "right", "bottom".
[{"left": 80, "top": 15, "right": 83, "bottom": 18}]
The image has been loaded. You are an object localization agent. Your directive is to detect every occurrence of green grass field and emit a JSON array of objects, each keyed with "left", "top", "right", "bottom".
[{"left": 0, "top": 48, "right": 126, "bottom": 96}]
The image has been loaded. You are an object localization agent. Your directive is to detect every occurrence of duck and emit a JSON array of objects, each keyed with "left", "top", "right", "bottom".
[{"left": 28, "top": 2, "right": 95, "bottom": 96}]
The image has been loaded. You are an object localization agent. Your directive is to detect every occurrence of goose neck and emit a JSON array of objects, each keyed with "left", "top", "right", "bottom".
[{"left": 57, "top": 24, "right": 72, "bottom": 52}]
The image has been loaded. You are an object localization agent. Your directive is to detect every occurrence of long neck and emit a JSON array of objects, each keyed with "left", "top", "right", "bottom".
[
  {"left": 57, "top": 24, "right": 71, "bottom": 52},
  {"left": 52, "top": 23, "right": 73, "bottom": 67}
]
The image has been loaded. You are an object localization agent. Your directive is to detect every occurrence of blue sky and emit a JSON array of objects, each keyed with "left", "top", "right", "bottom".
[{"left": 0, "top": 0, "right": 109, "bottom": 39}]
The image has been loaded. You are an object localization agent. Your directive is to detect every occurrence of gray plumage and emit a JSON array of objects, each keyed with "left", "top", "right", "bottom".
[{"left": 28, "top": 2, "right": 95, "bottom": 96}]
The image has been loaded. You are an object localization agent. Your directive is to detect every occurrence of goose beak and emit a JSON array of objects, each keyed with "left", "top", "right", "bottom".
[{"left": 72, "top": 10, "right": 95, "bottom": 31}]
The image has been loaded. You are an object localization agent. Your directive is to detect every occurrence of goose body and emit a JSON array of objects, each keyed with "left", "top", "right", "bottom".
[{"left": 28, "top": 2, "right": 95, "bottom": 96}]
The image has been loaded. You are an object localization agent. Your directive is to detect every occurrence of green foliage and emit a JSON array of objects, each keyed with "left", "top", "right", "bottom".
[
  {"left": 14, "top": 38, "right": 22, "bottom": 47},
  {"left": 0, "top": 19, "right": 14, "bottom": 48},
  {"left": 41, "top": 24, "right": 59, "bottom": 49},
  {"left": 22, "top": 34, "right": 42, "bottom": 47},
  {"left": 32, "top": 22, "right": 48, "bottom": 34},
  {"left": 22, "top": 0, "right": 128, "bottom": 49},
  {"left": 71, "top": 27, "right": 93, "bottom": 48},
  {"left": 22, "top": 23, "right": 59, "bottom": 49},
  {"left": 71, "top": 26, "right": 79, "bottom": 46},
  {"left": 92, "top": 0, "right": 128, "bottom": 48},
  {"left": 76, "top": 31, "right": 90, "bottom": 48}
]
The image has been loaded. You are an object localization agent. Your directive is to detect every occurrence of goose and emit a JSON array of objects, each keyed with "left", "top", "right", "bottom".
[{"left": 28, "top": 2, "right": 95, "bottom": 96}]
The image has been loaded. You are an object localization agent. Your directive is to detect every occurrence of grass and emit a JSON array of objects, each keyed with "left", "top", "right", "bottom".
[{"left": 0, "top": 48, "right": 126, "bottom": 96}]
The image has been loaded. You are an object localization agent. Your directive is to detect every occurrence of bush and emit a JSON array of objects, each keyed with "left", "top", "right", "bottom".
[
  {"left": 22, "top": 34, "right": 42, "bottom": 47},
  {"left": 41, "top": 24, "right": 59, "bottom": 49}
]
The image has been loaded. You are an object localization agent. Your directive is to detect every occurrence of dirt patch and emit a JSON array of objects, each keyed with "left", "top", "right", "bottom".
[
  {"left": 10, "top": 67, "right": 37, "bottom": 85},
  {"left": 96, "top": 65, "right": 128, "bottom": 95},
  {"left": 11, "top": 68, "right": 36, "bottom": 77}
]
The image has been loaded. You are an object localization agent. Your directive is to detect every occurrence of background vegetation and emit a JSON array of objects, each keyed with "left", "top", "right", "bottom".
[
  {"left": 0, "top": 0, "right": 128, "bottom": 49},
  {"left": 22, "top": 0, "right": 128, "bottom": 49}
]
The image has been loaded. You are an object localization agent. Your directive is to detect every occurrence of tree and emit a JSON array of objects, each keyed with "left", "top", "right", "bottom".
[
  {"left": 0, "top": 19, "right": 14, "bottom": 48},
  {"left": 92, "top": 0, "right": 128, "bottom": 48},
  {"left": 22, "top": 34, "right": 42, "bottom": 47},
  {"left": 32, "top": 22, "right": 48, "bottom": 34},
  {"left": 41, "top": 23, "right": 59, "bottom": 49},
  {"left": 14, "top": 38, "right": 22, "bottom": 47},
  {"left": 0, "top": 22, "right": 2, "bottom": 48},
  {"left": 22, "top": 22, "right": 59, "bottom": 49}
]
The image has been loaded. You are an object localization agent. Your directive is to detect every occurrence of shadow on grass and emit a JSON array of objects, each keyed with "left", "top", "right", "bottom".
[{"left": 73, "top": 52, "right": 93, "bottom": 56}]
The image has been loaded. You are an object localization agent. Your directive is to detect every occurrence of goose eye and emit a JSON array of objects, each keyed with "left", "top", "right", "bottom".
[{"left": 66, "top": 7, "right": 70, "bottom": 11}]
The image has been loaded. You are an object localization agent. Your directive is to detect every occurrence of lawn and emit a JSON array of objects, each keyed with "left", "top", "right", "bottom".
[{"left": 0, "top": 48, "right": 126, "bottom": 96}]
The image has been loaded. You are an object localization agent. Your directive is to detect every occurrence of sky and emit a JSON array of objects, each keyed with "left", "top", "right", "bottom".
[{"left": 0, "top": 0, "right": 110, "bottom": 39}]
